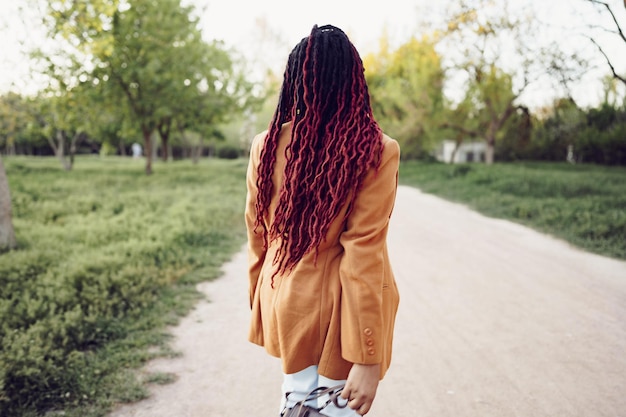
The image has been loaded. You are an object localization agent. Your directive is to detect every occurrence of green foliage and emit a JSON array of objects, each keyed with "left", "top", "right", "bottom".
[
  {"left": 499, "top": 100, "right": 626, "bottom": 165},
  {"left": 364, "top": 35, "right": 446, "bottom": 159},
  {"left": 575, "top": 103, "right": 626, "bottom": 165},
  {"left": 0, "top": 93, "right": 48, "bottom": 154},
  {"left": 216, "top": 144, "right": 241, "bottom": 159},
  {"left": 434, "top": 0, "right": 548, "bottom": 164},
  {"left": 400, "top": 161, "right": 626, "bottom": 260},
  {"left": 0, "top": 156, "right": 247, "bottom": 416},
  {"left": 493, "top": 106, "right": 532, "bottom": 161},
  {"left": 31, "top": 0, "right": 258, "bottom": 173},
  {"left": 575, "top": 123, "right": 626, "bottom": 165}
]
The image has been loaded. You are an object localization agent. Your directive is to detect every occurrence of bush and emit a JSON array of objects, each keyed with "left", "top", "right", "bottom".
[
  {"left": 216, "top": 144, "right": 240, "bottom": 159},
  {"left": 1, "top": 156, "right": 248, "bottom": 416},
  {"left": 507, "top": 101, "right": 626, "bottom": 165},
  {"left": 575, "top": 124, "right": 626, "bottom": 165}
]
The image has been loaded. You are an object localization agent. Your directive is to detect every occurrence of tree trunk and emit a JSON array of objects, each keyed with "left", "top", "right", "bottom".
[
  {"left": 46, "top": 131, "right": 72, "bottom": 170},
  {"left": 143, "top": 126, "right": 153, "bottom": 175},
  {"left": 193, "top": 135, "right": 203, "bottom": 165},
  {"left": 180, "top": 131, "right": 188, "bottom": 159},
  {"left": 449, "top": 131, "right": 465, "bottom": 164},
  {"left": 0, "top": 156, "right": 17, "bottom": 250},
  {"left": 119, "top": 139, "right": 127, "bottom": 156},
  {"left": 161, "top": 135, "right": 170, "bottom": 162},
  {"left": 152, "top": 135, "right": 158, "bottom": 162},
  {"left": 157, "top": 118, "right": 172, "bottom": 162},
  {"left": 54, "top": 131, "right": 72, "bottom": 171},
  {"left": 485, "top": 142, "right": 495, "bottom": 164},
  {"left": 68, "top": 132, "right": 85, "bottom": 171},
  {"left": 485, "top": 121, "right": 500, "bottom": 165},
  {"left": 450, "top": 139, "right": 462, "bottom": 163}
]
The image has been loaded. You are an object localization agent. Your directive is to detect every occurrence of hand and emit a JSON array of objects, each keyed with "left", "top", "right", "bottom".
[{"left": 340, "top": 363, "right": 380, "bottom": 416}]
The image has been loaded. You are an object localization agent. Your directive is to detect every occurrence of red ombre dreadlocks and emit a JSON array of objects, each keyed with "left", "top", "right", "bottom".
[{"left": 254, "top": 24, "right": 384, "bottom": 278}]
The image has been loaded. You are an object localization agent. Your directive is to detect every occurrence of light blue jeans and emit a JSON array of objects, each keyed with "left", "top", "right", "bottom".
[{"left": 281, "top": 365, "right": 358, "bottom": 416}]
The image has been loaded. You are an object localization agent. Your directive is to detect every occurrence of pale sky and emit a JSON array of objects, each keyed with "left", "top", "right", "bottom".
[
  {"left": 198, "top": 0, "right": 626, "bottom": 109},
  {"left": 1, "top": 0, "right": 625, "bottom": 108},
  {"left": 1, "top": 0, "right": 431, "bottom": 94},
  {"left": 199, "top": 0, "right": 428, "bottom": 57}
]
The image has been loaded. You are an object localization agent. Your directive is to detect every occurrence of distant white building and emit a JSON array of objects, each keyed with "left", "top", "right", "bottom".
[
  {"left": 131, "top": 143, "right": 143, "bottom": 158},
  {"left": 436, "top": 140, "right": 487, "bottom": 163}
]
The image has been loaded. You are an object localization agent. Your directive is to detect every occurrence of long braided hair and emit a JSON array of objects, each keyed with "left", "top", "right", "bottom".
[{"left": 254, "top": 24, "right": 384, "bottom": 280}]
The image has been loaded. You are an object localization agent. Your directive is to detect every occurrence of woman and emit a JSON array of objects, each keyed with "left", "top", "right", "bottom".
[{"left": 245, "top": 24, "right": 400, "bottom": 416}]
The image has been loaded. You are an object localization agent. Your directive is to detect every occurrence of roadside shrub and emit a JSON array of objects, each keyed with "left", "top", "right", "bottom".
[
  {"left": 511, "top": 101, "right": 626, "bottom": 165},
  {"left": 1, "top": 157, "right": 247, "bottom": 416},
  {"left": 216, "top": 144, "right": 240, "bottom": 159},
  {"left": 575, "top": 124, "right": 626, "bottom": 165}
]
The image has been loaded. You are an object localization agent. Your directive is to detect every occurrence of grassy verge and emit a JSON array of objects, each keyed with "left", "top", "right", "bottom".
[
  {"left": 1, "top": 156, "right": 248, "bottom": 416},
  {"left": 399, "top": 161, "right": 626, "bottom": 260}
]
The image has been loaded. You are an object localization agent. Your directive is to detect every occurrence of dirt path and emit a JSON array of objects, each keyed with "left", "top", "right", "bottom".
[{"left": 108, "top": 185, "right": 626, "bottom": 417}]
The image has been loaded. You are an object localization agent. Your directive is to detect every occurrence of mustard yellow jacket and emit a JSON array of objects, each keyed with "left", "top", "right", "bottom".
[{"left": 246, "top": 123, "right": 400, "bottom": 381}]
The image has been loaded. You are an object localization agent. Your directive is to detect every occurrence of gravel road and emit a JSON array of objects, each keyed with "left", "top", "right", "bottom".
[{"left": 108, "top": 185, "right": 626, "bottom": 417}]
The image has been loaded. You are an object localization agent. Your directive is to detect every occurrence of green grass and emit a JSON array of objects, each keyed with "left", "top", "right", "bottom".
[
  {"left": 399, "top": 161, "right": 626, "bottom": 260},
  {"left": 1, "top": 156, "right": 248, "bottom": 416},
  {"left": 3, "top": 156, "right": 624, "bottom": 415}
]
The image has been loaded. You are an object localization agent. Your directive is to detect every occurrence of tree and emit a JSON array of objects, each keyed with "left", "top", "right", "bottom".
[
  {"left": 530, "top": 98, "right": 585, "bottom": 161},
  {"left": 153, "top": 40, "right": 256, "bottom": 163},
  {"left": 440, "top": 93, "right": 483, "bottom": 163},
  {"left": 0, "top": 93, "right": 23, "bottom": 155},
  {"left": 0, "top": 94, "right": 21, "bottom": 250},
  {"left": 436, "top": 1, "right": 552, "bottom": 164},
  {"left": 35, "top": 88, "right": 93, "bottom": 170},
  {"left": 106, "top": 0, "right": 204, "bottom": 173},
  {"left": 37, "top": 0, "right": 251, "bottom": 173},
  {"left": 364, "top": 34, "right": 446, "bottom": 159},
  {"left": 494, "top": 105, "right": 532, "bottom": 162},
  {"left": 0, "top": 156, "right": 17, "bottom": 251},
  {"left": 0, "top": 93, "right": 52, "bottom": 156},
  {"left": 456, "top": 64, "right": 523, "bottom": 164}
]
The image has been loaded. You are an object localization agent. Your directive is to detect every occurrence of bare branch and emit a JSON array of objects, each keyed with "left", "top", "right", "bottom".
[
  {"left": 587, "top": 23, "right": 622, "bottom": 36},
  {"left": 588, "top": 36, "right": 626, "bottom": 85},
  {"left": 587, "top": 0, "right": 626, "bottom": 43}
]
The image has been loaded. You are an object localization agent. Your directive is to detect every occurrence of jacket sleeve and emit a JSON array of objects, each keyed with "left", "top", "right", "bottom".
[
  {"left": 338, "top": 137, "right": 400, "bottom": 365},
  {"left": 245, "top": 132, "right": 268, "bottom": 308}
]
